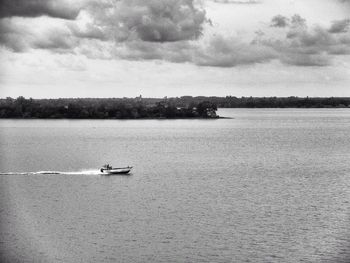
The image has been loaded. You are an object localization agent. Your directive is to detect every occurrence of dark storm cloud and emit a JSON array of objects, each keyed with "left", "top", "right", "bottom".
[
  {"left": 329, "top": 19, "right": 350, "bottom": 33},
  {"left": 0, "top": 0, "right": 80, "bottom": 20}
]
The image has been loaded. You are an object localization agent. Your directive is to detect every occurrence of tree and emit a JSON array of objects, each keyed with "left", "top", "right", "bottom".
[{"left": 197, "top": 101, "right": 217, "bottom": 117}]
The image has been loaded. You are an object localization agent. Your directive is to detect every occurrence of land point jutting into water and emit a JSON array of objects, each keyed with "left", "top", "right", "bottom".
[{"left": 0, "top": 96, "right": 349, "bottom": 119}]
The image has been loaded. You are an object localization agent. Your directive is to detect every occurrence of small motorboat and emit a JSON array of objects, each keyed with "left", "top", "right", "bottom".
[{"left": 100, "top": 164, "right": 132, "bottom": 175}]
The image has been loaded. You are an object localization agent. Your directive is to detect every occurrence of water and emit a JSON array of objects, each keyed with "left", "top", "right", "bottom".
[{"left": 1, "top": 109, "right": 350, "bottom": 262}]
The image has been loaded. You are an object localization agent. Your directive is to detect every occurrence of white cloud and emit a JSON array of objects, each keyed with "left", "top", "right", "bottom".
[
  {"left": 0, "top": 0, "right": 349, "bottom": 69},
  {"left": 81, "top": 0, "right": 207, "bottom": 42},
  {"left": 329, "top": 19, "right": 350, "bottom": 33},
  {"left": 211, "top": 0, "right": 260, "bottom": 4},
  {"left": 0, "top": 16, "right": 78, "bottom": 52}
]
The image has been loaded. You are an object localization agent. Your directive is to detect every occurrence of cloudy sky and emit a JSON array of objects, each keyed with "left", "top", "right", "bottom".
[{"left": 0, "top": 0, "right": 349, "bottom": 98}]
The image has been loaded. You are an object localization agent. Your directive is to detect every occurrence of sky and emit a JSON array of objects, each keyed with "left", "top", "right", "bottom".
[{"left": 0, "top": 0, "right": 349, "bottom": 98}]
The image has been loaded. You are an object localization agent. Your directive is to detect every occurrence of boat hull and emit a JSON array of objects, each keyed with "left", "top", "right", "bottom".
[{"left": 100, "top": 167, "right": 132, "bottom": 175}]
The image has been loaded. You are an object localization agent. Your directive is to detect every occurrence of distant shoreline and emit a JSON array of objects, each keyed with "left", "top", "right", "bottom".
[
  {"left": 1, "top": 96, "right": 350, "bottom": 109},
  {"left": 0, "top": 97, "right": 219, "bottom": 119},
  {"left": 0, "top": 117, "right": 231, "bottom": 120},
  {"left": 0, "top": 96, "right": 349, "bottom": 120}
]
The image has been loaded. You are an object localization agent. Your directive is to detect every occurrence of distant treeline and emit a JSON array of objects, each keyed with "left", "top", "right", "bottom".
[
  {"left": 0, "top": 97, "right": 218, "bottom": 119},
  {"left": 215, "top": 96, "right": 350, "bottom": 108},
  {"left": 167, "top": 96, "right": 350, "bottom": 108},
  {"left": 0, "top": 96, "right": 349, "bottom": 119}
]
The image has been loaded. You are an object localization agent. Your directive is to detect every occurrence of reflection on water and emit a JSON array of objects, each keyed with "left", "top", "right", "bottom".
[{"left": 1, "top": 109, "right": 350, "bottom": 262}]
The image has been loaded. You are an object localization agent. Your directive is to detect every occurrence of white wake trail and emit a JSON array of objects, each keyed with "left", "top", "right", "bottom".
[{"left": 0, "top": 169, "right": 103, "bottom": 176}]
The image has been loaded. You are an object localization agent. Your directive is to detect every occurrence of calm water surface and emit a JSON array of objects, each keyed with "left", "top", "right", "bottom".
[{"left": 1, "top": 109, "right": 350, "bottom": 262}]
